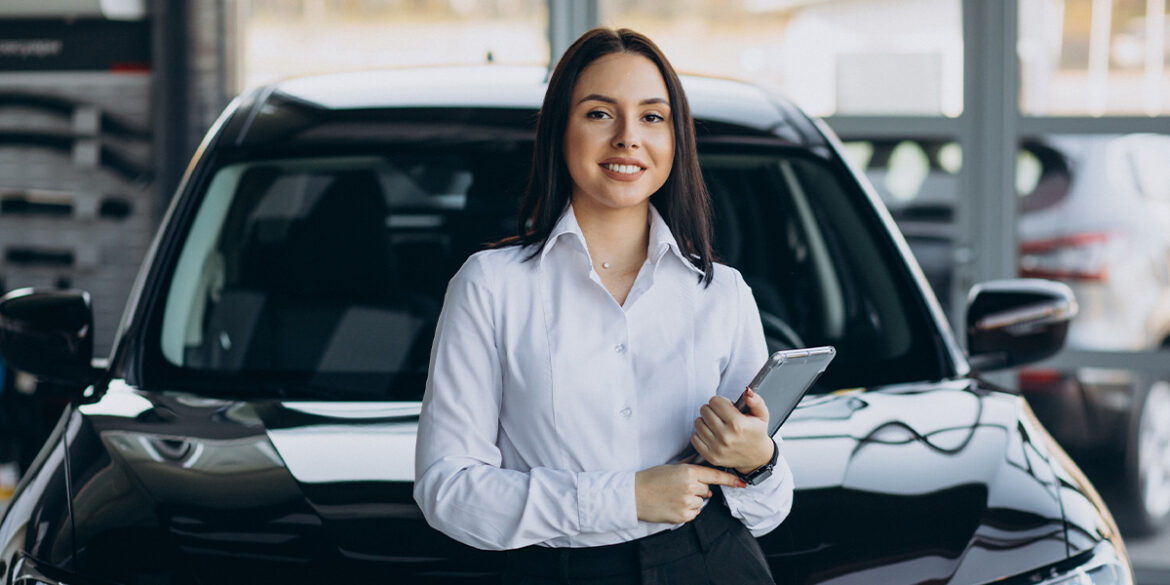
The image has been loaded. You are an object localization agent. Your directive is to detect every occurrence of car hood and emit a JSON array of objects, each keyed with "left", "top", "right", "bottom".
[{"left": 55, "top": 379, "right": 1111, "bottom": 584}]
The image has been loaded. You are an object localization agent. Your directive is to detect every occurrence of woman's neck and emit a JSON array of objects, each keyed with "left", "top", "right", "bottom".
[{"left": 571, "top": 199, "right": 651, "bottom": 273}]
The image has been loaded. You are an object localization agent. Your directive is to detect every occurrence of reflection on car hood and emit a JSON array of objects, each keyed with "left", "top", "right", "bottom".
[
  {"left": 59, "top": 379, "right": 1109, "bottom": 584},
  {"left": 769, "top": 381, "right": 1070, "bottom": 584}
]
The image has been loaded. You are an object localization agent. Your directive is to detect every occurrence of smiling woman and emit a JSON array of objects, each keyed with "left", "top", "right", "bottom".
[
  {"left": 563, "top": 53, "right": 675, "bottom": 212},
  {"left": 563, "top": 51, "right": 676, "bottom": 304},
  {"left": 413, "top": 28, "right": 790, "bottom": 585}
]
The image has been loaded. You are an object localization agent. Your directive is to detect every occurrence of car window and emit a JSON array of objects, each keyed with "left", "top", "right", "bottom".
[
  {"left": 154, "top": 144, "right": 944, "bottom": 399},
  {"left": 702, "top": 149, "right": 937, "bottom": 390}
]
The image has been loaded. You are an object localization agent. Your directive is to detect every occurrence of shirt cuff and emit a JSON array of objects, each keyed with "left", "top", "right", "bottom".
[
  {"left": 722, "top": 438, "right": 791, "bottom": 511},
  {"left": 577, "top": 470, "right": 638, "bottom": 534}
]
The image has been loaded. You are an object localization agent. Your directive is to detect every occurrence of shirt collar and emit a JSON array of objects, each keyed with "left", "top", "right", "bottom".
[
  {"left": 538, "top": 203, "right": 705, "bottom": 277},
  {"left": 647, "top": 205, "right": 705, "bottom": 276},
  {"left": 537, "top": 203, "right": 590, "bottom": 265}
]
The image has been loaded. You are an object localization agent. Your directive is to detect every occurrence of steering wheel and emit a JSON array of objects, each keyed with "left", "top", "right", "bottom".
[{"left": 759, "top": 311, "right": 805, "bottom": 352}]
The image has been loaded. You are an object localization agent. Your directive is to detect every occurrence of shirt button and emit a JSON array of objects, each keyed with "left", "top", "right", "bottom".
[
  {"left": 620, "top": 407, "right": 632, "bottom": 418},
  {"left": 614, "top": 344, "right": 626, "bottom": 354}
]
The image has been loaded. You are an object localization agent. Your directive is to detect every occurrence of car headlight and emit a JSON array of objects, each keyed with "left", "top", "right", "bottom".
[
  {"left": 1028, "top": 542, "right": 1134, "bottom": 585},
  {"left": 9, "top": 555, "right": 108, "bottom": 585}
]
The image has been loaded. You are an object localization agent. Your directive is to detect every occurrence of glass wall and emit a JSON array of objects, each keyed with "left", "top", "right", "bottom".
[
  {"left": 1020, "top": 0, "right": 1170, "bottom": 115},
  {"left": 236, "top": 0, "right": 548, "bottom": 92},
  {"left": 599, "top": 0, "right": 963, "bottom": 117}
]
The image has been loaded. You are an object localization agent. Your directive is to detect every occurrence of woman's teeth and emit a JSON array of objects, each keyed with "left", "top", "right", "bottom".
[{"left": 604, "top": 163, "right": 642, "bottom": 174}]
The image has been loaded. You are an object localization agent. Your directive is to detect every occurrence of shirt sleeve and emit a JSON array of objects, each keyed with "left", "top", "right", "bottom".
[
  {"left": 413, "top": 255, "right": 638, "bottom": 550},
  {"left": 715, "top": 270, "right": 796, "bottom": 537}
]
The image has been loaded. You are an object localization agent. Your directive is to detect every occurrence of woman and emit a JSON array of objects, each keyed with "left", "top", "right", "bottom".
[{"left": 414, "top": 28, "right": 793, "bottom": 584}]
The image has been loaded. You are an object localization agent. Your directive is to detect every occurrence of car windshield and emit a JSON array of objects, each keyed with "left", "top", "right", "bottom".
[{"left": 155, "top": 142, "right": 947, "bottom": 400}]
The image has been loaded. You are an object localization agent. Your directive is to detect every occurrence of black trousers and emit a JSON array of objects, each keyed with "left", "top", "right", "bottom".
[{"left": 502, "top": 490, "right": 775, "bottom": 585}]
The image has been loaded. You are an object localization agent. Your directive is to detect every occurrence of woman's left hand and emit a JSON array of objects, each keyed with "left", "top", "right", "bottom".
[{"left": 691, "top": 389, "right": 775, "bottom": 475}]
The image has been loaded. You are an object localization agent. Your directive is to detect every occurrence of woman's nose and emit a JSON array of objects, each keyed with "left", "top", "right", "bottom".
[{"left": 612, "top": 117, "right": 639, "bottom": 150}]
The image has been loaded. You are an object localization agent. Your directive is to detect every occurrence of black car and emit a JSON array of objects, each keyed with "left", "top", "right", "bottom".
[{"left": 0, "top": 67, "right": 1133, "bottom": 584}]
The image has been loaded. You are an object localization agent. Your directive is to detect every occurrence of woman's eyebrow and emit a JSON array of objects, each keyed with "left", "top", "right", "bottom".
[{"left": 576, "top": 94, "right": 670, "bottom": 107}]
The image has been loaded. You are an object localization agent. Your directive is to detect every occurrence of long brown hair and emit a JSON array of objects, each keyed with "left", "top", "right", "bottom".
[{"left": 504, "top": 27, "right": 715, "bottom": 286}]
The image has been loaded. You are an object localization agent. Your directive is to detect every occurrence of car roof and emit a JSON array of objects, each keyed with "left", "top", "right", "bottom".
[{"left": 226, "top": 66, "right": 824, "bottom": 148}]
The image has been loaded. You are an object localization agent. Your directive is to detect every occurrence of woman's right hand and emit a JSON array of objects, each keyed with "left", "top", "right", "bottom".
[{"left": 634, "top": 464, "right": 745, "bottom": 524}]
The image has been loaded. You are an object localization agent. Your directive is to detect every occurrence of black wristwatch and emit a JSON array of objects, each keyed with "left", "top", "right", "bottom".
[{"left": 734, "top": 440, "right": 779, "bottom": 486}]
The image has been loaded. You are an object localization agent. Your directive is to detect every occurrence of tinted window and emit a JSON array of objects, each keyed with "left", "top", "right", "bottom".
[{"left": 155, "top": 144, "right": 944, "bottom": 399}]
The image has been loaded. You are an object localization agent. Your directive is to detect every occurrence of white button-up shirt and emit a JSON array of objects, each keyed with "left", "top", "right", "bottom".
[{"left": 413, "top": 204, "right": 794, "bottom": 551}]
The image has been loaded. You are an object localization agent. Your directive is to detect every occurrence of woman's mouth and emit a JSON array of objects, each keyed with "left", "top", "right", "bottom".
[
  {"left": 599, "top": 162, "right": 646, "bottom": 180},
  {"left": 603, "top": 163, "right": 643, "bottom": 174}
]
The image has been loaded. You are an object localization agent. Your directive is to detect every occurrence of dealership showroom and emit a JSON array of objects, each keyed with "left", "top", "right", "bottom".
[{"left": 1, "top": 0, "right": 1170, "bottom": 583}]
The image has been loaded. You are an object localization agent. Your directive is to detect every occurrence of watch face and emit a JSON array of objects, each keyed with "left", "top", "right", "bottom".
[
  {"left": 746, "top": 467, "right": 773, "bottom": 485},
  {"left": 739, "top": 441, "right": 780, "bottom": 485}
]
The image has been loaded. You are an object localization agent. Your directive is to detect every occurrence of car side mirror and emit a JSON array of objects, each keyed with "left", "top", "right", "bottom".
[
  {"left": 966, "top": 279, "right": 1078, "bottom": 372},
  {"left": 0, "top": 288, "right": 98, "bottom": 385}
]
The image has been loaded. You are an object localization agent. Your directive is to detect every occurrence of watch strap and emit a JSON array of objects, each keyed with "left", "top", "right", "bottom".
[{"left": 735, "top": 439, "right": 779, "bottom": 486}]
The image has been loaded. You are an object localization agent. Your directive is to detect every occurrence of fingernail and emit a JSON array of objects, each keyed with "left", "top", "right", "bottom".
[
  {"left": 737, "top": 480, "right": 747, "bottom": 488},
  {"left": 746, "top": 388, "right": 755, "bottom": 397}
]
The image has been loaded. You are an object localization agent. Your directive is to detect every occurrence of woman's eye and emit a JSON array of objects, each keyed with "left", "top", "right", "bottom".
[
  {"left": 586, "top": 110, "right": 610, "bottom": 119},
  {"left": 643, "top": 113, "right": 665, "bottom": 123}
]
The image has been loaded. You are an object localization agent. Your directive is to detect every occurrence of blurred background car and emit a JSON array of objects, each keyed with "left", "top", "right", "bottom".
[{"left": 1017, "top": 134, "right": 1170, "bottom": 536}]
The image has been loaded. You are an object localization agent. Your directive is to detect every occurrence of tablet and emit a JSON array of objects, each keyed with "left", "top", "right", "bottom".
[
  {"left": 742, "top": 346, "right": 837, "bottom": 436},
  {"left": 679, "top": 346, "right": 836, "bottom": 465}
]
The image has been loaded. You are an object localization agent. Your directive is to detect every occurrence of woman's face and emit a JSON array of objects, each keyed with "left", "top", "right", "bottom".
[{"left": 563, "top": 52, "right": 675, "bottom": 215}]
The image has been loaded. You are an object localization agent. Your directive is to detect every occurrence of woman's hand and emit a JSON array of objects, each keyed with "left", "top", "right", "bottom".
[
  {"left": 691, "top": 389, "right": 774, "bottom": 474},
  {"left": 634, "top": 464, "right": 744, "bottom": 524}
]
